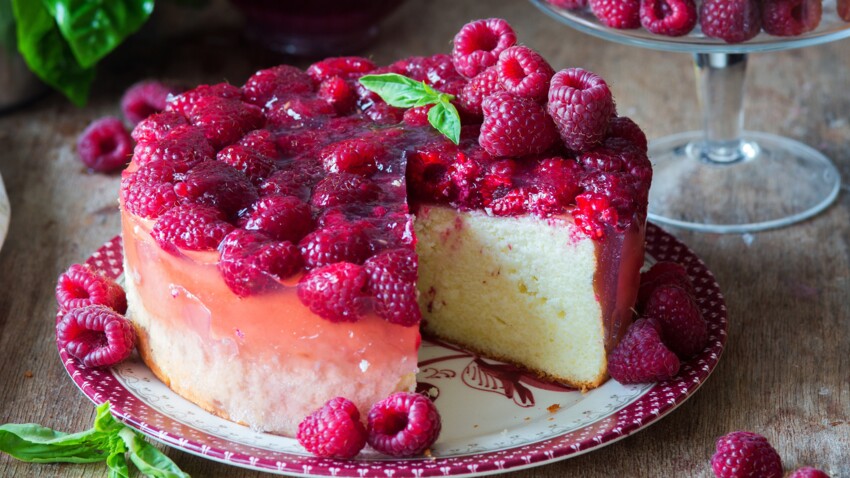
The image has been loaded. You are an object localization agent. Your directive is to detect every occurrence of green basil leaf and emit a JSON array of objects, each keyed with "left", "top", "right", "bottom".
[
  {"left": 41, "top": 0, "right": 154, "bottom": 69},
  {"left": 93, "top": 402, "right": 124, "bottom": 434},
  {"left": 106, "top": 451, "right": 130, "bottom": 478},
  {"left": 11, "top": 0, "right": 94, "bottom": 105},
  {"left": 0, "top": 423, "right": 107, "bottom": 463},
  {"left": 359, "top": 73, "right": 442, "bottom": 109},
  {"left": 0, "top": 0, "right": 15, "bottom": 52},
  {"left": 119, "top": 428, "right": 190, "bottom": 478},
  {"left": 428, "top": 99, "right": 461, "bottom": 145}
]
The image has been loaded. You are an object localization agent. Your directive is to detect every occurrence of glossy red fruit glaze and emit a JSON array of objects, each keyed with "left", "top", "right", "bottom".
[
  {"left": 406, "top": 141, "right": 459, "bottom": 203},
  {"left": 639, "top": 0, "right": 698, "bottom": 36},
  {"left": 174, "top": 160, "right": 258, "bottom": 218},
  {"left": 608, "top": 318, "right": 680, "bottom": 383},
  {"left": 788, "top": 467, "right": 831, "bottom": 478},
  {"left": 238, "top": 129, "right": 279, "bottom": 159},
  {"left": 589, "top": 0, "right": 642, "bottom": 29},
  {"left": 364, "top": 248, "right": 421, "bottom": 326},
  {"left": 548, "top": 0, "right": 588, "bottom": 8},
  {"left": 711, "top": 431, "right": 783, "bottom": 478},
  {"left": 243, "top": 195, "right": 314, "bottom": 243},
  {"left": 458, "top": 66, "right": 502, "bottom": 117},
  {"left": 297, "top": 397, "right": 367, "bottom": 459},
  {"left": 607, "top": 116, "right": 648, "bottom": 152},
  {"left": 306, "top": 57, "right": 376, "bottom": 82},
  {"left": 496, "top": 46, "right": 555, "bottom": 102},
  {"left": 311, "top": 173, "right": 382, "bottom": 208},
  {"left": 297, "top": 262, "right": 369, "bottom": 322},
  {"left": 318, "top": 76, "right": 357, "bottom": 114},
  {"left": 548, "top": 68, "right": 616, "bottom": 151},
  {"left": 399, "top": 54, "right": 467, "bottom": 96},
  {"left": 242, "top": 65, "right": 315, "bottom": 107},
  {"left": 299, "top": 224, "right": 371, "bottom": 269},
  {"left": 403, "top": 105, "right": 432, "bottom": 127},
  {"left": 121, "top": 80, "right": 181, "bottom": 125},
  {"left": 120, "top": 160, "right": 188, "bottom": 219},
  {"left": 131, "top": 111, "right": 189, "bottom": 144},
  {"left": 259, "top": 163, "right": 322, "bottom": 201},
  {"left": 56, "top": 264, "right": 127, "bottom": 314},
  {"left": 637, "top": 261, "right": 695, "bottom": 308},
  {"left": 166, "top": 83, "right": 242, "bottom": 116},
  {"left": 320, "top": 138, "right": 383, "bottom": 175},
  {"left": 451, "top": 18, "right": 518, "bottom": 78},
  {"left": 367, "top": 392, "right": 441, "bottom": 457},
  {"left": 265, "top": 95, "right": 336, "bottom": 129},
  {"left": 534, "top": 157, "right": 583, "bottom": 205},
  {"left": 151, "top": 204, "right": 234, "bottom": 253},
  {"left": 700, "top": 0, "right": 762, "bottom": 43},
  {"left": 56, "top": 305, "right": 135, "bottom": 368},
  {"left": 490, "top": 188, "right": 529, "bottom": 216},
  {"left": 132, "top": 124, "right": 214, "bottom": 168},
  {"left": 364, "top": 102, "right": 405, "bottom": 125},
  {"left": 77, "top": 117, "right": 134, "bottom": 172},
  {"left": 480, "top": 92, "right": 559, "bottom": 157},
  {"left": 218, "top": 229, "right": 302, "bottom": 297},
  {"left": 644, "top": 284, "right": 708, "bottom": 358},
  {"left": 186, "top": 96, "right": 265, "bottom": 149},
  {"left": 762, "top": 0, "right": 822, "bottom": 36},
  {"left": 217, "top": 144, "right": 276, "bottom": 186}
]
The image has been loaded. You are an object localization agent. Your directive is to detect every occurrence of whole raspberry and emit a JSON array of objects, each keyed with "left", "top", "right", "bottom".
[
  {"left": 131, "top": 111, "right": 189, "bottom": 144},
  {"left": 579, "top": 144, "right": 627, "bottom": 172},
  {"left": 243, "top": 194, "right": 314, "bottom": 243},
  {"left": 187, "top": 96, "right": 265, "bottom": 149},
  {"left": 174, "top": 161, "right": 258, "bottom": 218},
  {"left": 608, "top": 318, "right": 680, "bottom": 383},
  {"left": 76, "top": 117, "right": 133, "bottom": 172},
  {"left": 490, "top": 188, "right": 529, "bottom": 216},
  {"left": 548, "top": 0, "right": 588, "bottom": 8},
  {"left": 56, "top": 305, "right": 135, "bottom": 368},
  {"left": 496, "top": 46, "right": 555, "bottom": 102},
  {"left": 479, "top": 92, "right": 559, "bottom": 157},
  {"left": 788, "top": 467, "right": 831, "bottom": 478},
  {"left": 216, "top": 144, "right": 276, "bottom": 186},
  {"left": 218, "top": 229, "right": 302, "bottom": 297},
  {"left": 700, "top": 0, "right": 762, "bottom": 43},
  {"left": 607, "top": 116, "right": 648, "bottom": 152},
  {"left": 402, "top": 105, "right": 432, "bottom": 127},
  {"left": 238, "top": 129, "right": 279, "bottom": 159},
  {"left": 297, "top": 262, "right": 368, "bottom": 322},
  {"left": 640, "top": 0, "right": 698, "bottom": 36},
  {"left": 299, "top": 224, "right": 371, "bottom": 269},
  {"left": 311, "top": 173, "right": 382, "bottom": 208},
  {"left": 297, "top": 397, "right": 367, "bottom": 459},
  {"left": 363, "top": 102, "right": 404, "bottom": 125},
  {"left": 644, "top": 284, "right": 708, "bottom": 358},
  {"left": 265, "top": 95, "right": 336, "bottom": 129},
  {"left": 166, "top": 83, "right": 242, "bottom": 116},
  {"left": 121, "top": 160, "right": 187, "bottom": 219},
  {"left": 260, "top": 162, "right": 322, "bottom": 201},
  {"left": 320, "top": 138, "right": 383, "bottom": 176},
  {"left": 318, "top": 76, "right": 356, "bottom": 114},
  {"left": 458, "top": 66, "right": 503, "bottom": 117},
  {"left": 367, "top": 392, "right": 441, "bottom": 457},
  {"left": 243, "top": 65, "right": 314, "bottom": 107},
  {"left": 534, "top": 157, "right": 583, "bottom": 205},
  {"left": 56, "top": 264, "right": 127, "bottom": 314},
  {"left": 121, "top": 80, "right": 181, "bottom": 125},
  {"left": 589, "top": 0, "right": 642, "bottom": 29},
  {"left": 152, "top": 204, "right": 234, "bottom": 253},
  {"left": 451, "top": 18, "right": 518, "bottom": 78},
  {"left": 762, "top": 0, "right": 822, "bottom": 36},
  {"left": 711, "top": 431, "right": 783, "bottom": 478},
  {"left": 637, "top": 261, "right": 696, "bottom": 308},
  {"left": 401, "top": 54, "right": 466, "bottom": 94},
  {"left": 548, "top": 68, "right": 616, "bottom": 151},
  {"left": 132, "top": 124, "right": 214, "bottom": 168},
  {"left": 364, "top": 248, "right": 421, "bottom": 327},
  {"left": 306, "top": 56, "right": 376, "bottom": 82}
]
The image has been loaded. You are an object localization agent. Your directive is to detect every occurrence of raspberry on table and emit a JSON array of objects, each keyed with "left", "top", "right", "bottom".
[
  {"left": 711, "top": 431, "right": 783, "bottom": 478},
  {"left": 186, "top": 96, "right": 265, "bottom": 150},
  {"left": 218, "top": 229, "right": 302, "bottom": 297},
  {"left": 310, "top": 173, "right": 382, "bottom": 208},
  {"left": 762, "top": 0, "right": 822, "bottom": 36},
  {"left": 243, "top": 194, "right": 314, "bottom": 243},
  {"left": 451, "top": 18, "right": 518, "bottom": 78},
  {"left": 242, "top": 65, "right": 315, "bottom": 107},
  {"left": 458, "top": 66, "right": 503, "bottom": 117},
  {"left": 479, "top": 92, "right": 559, "bottom": 157},
  {"left": 367, "top": 392, "right": 441, "bottom": 457},
  {"left": 644, "top": 284, "right": 708, "bottom": 358},
  {"left": 121, "top": 160, "right": 188, "bottom": 219},
  {"left": 299, "top": 224, "right": 371, "bottom": 270},
  {"left": 547, "top": 68, "right": 616, "bottom": 152},
  {"left": 297, "top": 262, "right": 369, "bottom": 322},
  {"left": 608, "top": 318, "right": 680, "bottom": 383},
  {"left": 131, "top": 111, "right": 189, "bottom": 144},
  {"left": 637, "top": 261, "right": 696, "bottom": 308},
  {"left": 76, "top": 117, "right": 134, "bottom": 173},
  {"left": 121, "top": 80, "right": 182, "bottom": 125},
  {"left": 607, "top": 116, "right": 648, "bottom": 152},
  {"left": 151, "top": 204, "right": 234, "bottom": 253},
  {"left": 589, "top": 0, "right": 642, "bottom": 29},
  {"left": 174, "top": 160, "right": 258, "bottom": 218},
  {"left": 306, "top": 56, "right": 376, "bottom": 83},
  {"left": 639, "top": 0, "right": 698, "bottom": 36},
  {"left": 319, "top": 138, "right": 383, "bottom": 176},
  {"left": 166, "top": 83, "right": 242, "bottom": 116},
  {"left": 364, "top": 248, "right": 421, "bottom": 327},
  {"left": 788, "top": 467, "right": 831, "bottom": 478},
  {"left": 56, "top": 305, "right": 135, "bottom": 368},
  {"left": 496, "top": 46, "right": 555, "bottom": 102},
  {"left": 297, "top": 397, "right": 367, "bottom": 459},
  {"left": 700, "top": 0, "right": 762, "bottom": 43},
  {"left": 56, "top": 264, "right": 127, "bottom": 314},
  {"left": 216, "top": 144, "right": 276, "bottom": 186},
  {"left": 132, "top": 124, "right": 214, "bottom": 168}
]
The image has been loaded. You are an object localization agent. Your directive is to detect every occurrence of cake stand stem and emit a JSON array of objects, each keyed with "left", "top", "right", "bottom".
[{"left": 694, "top": 53, "right": 753, "bottom": 164}]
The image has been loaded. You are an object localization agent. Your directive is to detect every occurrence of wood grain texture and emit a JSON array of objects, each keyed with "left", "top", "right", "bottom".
[{"left": 0, "top": 1, "right": 848, "bottom": 476}]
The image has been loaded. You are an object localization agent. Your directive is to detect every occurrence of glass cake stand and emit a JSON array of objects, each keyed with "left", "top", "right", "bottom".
[{"left": 531, "top": 0, "right": 848, "bottom": 233}]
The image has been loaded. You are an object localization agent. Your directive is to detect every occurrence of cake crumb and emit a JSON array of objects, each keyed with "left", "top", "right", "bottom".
[
  {"left": 548, "top": 417, "right": 554, "bottom": 421},
  {"left": 24, "top": 370, "right": 33, "bottom": 378},
  {"left": 473, "top": 424, "right": 478, "bottom": 428},
  {"left": 547, "top": 403, "right": 561, "bottom": 413},
  {"left": 424, "top": 448, "right": 435, "bottom": 460},
  {"left": 524, "top": 417, "right": 530, "bottom": 421}
]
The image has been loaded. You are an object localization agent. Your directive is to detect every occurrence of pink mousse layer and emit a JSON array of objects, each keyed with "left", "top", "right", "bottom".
[{"left": 121, "top": 209, "right": 420, "bottom": 436}]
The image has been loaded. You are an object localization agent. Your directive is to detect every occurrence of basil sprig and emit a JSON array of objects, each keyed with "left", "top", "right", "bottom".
[
  {"left": 359, "top": 73, "right": 462, "bottom": 145},
  {"left": 0, "top": 402, "right": 190, "bottom": 478}
]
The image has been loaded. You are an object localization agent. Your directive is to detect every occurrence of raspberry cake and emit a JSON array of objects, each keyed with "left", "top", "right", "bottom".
[{"left": 119, "top": 18, "right": 651, "bottom": 436}]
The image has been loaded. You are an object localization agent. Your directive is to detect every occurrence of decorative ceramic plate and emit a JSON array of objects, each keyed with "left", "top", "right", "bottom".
[
  {"left": 0, "top": 172, "right": 9, "bottom": 252},
  {"left": 59, "top": 224, "right": 727, "bottom": 477}
]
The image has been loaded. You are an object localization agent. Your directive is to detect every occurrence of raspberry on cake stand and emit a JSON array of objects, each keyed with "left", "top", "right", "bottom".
[{"left": 532, "top": 0, "right": 848, "bottom": 233}]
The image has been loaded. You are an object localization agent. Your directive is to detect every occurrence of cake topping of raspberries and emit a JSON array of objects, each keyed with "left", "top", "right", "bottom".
[
  {"left": 319, "top": 138, "right": 383, "bottom": 176},
  {"left": 711, "top": 431, "right": 783, "bottom": 478},
  {"left": 218, "top": 229, "right": 302, "bottom": 297},
  {"left": 607, "top": 115, "right": 648, "bottom": 152},
  {"left": 496, "top": 46, "right": 555, "bottom": 102},
  {"left": 534, "top": 157, "right": 583, "bottom": 205},
  {"left": 365, "top": 248, "right": 421, "bottom": 327},
  {"left": 121, "top": 80, "right": 182, "bottom": 125},
  {"left": 307, "top": 56, "right": 376, "bottom": 82},
  {"left": 186, "top": 96, "right": 265, "bottom": 149},
  {"left": 243, "top": 195, "right": 314, "bottom": 243},
  {"left": 699, "top": 0, "right": 762, "bottom": 43},
  {"left": 762, "top": 0, "right": 822, "bottom": 36},
  {"left": 367, "top": 392, "right": 441, "bottom": 457},
  {"left": 121, "top": 160, "right": 188, "bottom": 219},
  {"left": 311, "top": 173, "right": 382, "bottom": 208},
  {"left": 788, "top": 467, "right": 831, "bottom": 478},
  {"left": 644, "top": 284, "right": 708, "bottom": 358},
  {"left": 297, "top": 262, "right": 369, "bottom": 322},
  {"left": 548, "top": 68, "right": 616, "bottom": 151},
  {"left": 56, "top": 305, "right": 135, "bottom": 368},
  {"left": 174, "top": 160, "right": 258, "bottom": 218},
  {"left": 637, "top": 261, "right": 695, "bottom": 308},
  {"left": 216, "top": 144, "right": 276, "bottom": 186},
  {"left": 56, "top": 264, "right": 127, "bottom": 314},
  {"left": 318, "top": 76, "right": 357, "bottom": 114},
  {"left": 132, "top": 124, "right": 214, "bottom": 168},
  {"left": 458, "top": 66, "right": 502, "bottom": 117},
  {"left": 237, "top": 129, "right": 279, "bottom": 159},
  {"left": 479, "top": 92, "right": 559, "bottom": 157},
  {"left": 589, "top": 0, "right": 642, "bottom": 29},
  {"left": 451, "top": 18, "right": 517, "bottom": 78},
  {"left": 639, "top": 0, "right": 698, "bottom": 36},
  {"left": 152, "top": 204, "right": 234, "bottom": 253},
  {"left": 297, "top": 397, "right": 367, "bottom": 459},
  {"left": 299, "top": 224, "right": 371, "bottom": 270},
  {"left": 166, "top": 83, "right": 242, "bottom": 116},
  {"left": 132, "top": 111, "right": 189, "bottom": 144},
  {"left": 76, "top": 117, "right": 133, "bottom": 173},
  {"left": 608, "top": 318, "right": 680, "bottom": 384},
  {"left": 243, "top": 65, "right": 315, "bottom": 107}
]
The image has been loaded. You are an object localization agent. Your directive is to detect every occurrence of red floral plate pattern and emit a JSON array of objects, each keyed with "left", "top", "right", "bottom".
[{"left": 58, "top": 223, "right": 727, "bottom": 476}]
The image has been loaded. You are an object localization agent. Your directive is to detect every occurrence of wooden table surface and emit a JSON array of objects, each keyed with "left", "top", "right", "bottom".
[{"left": 1, "top": 1, "right": 848, "bottom": 476}]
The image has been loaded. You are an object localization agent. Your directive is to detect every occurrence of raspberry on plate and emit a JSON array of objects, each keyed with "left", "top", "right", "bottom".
[
  {"left": 76, "top": 117, "right": 133, "bottom": 173},
  {"left": 762, "top": 0, "right": 822, "bottom": 36},
  {"left": 365, "top": 248, "right": 421, "bottom": 327},
  {"left": 367, "top": 392, "right": 441, "bottom": 457},
  {"left": 788, "top": 467, "right": 831, "bottom": 478},
  {"left": 547, "top": 68, "right": 616, "bottom": 152},
  {"left": 218, "top": 229, "right": 302, "bottom": 297},
  {"left": 639, "top": 0, "right": 698, "bottom": 36},
  {"left": 151, "top": 204, "right": 234, "bottom": 253},
  {"left": 496, "top": 46, "right": 555, "bottom": 102},
  {"left": 56, "top": 305, "right": 135, "bottom": 368},
  {"left": 711, "top": 431, "right": 783, "bottom": 478},
  {"left": 589, "top": 0, "right": 642, "bottom": 29},
  {"left": 700, "top": 0, "right": 762, "bottom": 43},
  {"left": 637, "top": 261, "right": 695, "bottom": 308},
  {"left": 56, "top": 264, "right": 127, "bottom": 314},
  {"left": 121, "top": 80, "right": 182, "bottom": 125},
  {"left": 297, "top": 397, "right": 367, "bottom": 459},
  {"left": 608, "top": 318, "right": 680, "bottom": 383},
  {"left": 297, "top": 262, "right": 369, "bottom": 322},
  {"left": 243, "top": 194, "right": 314, "bottom": 243},
  {"left": 299, "top": 224, "right": 371, "bottom": 270},
  {"left": 451, "top": 18, "right": 518, "bottom": 78},
  {"left": 644, "top": 284, "right": 708, "bottom": 358},
  {"left": 479, "top": 92, "right": 559, "bottom": 157}
]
